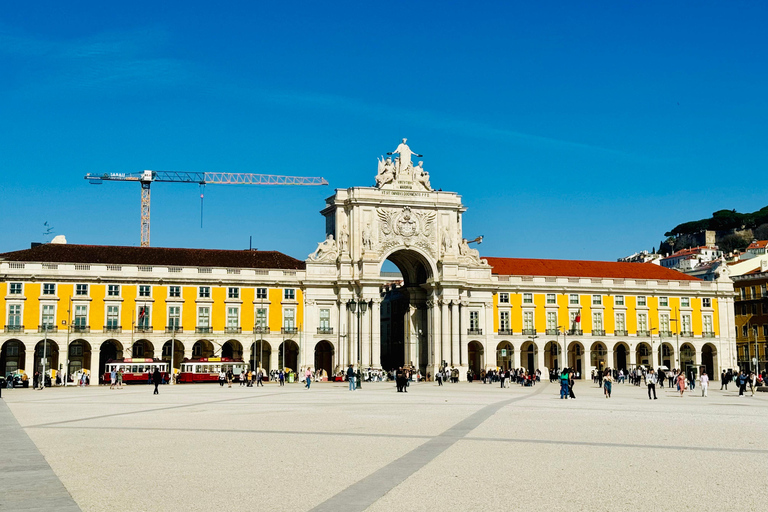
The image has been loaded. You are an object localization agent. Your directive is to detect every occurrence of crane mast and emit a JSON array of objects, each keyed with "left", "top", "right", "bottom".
[{"left": 85, "top": 170, "right": 329, "bottom": 247}]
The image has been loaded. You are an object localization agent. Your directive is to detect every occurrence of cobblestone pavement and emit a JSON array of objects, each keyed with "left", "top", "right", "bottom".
[{"left": 3, "top": 379, "right": 767, "bottom": 512}]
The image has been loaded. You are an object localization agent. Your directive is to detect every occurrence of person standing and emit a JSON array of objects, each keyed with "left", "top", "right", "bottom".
[
  {"left": 226, "top": 369, "right": 234, "bottom": 388},
  {"left": 677, "top": 371, "right": 686, "bottom": 397},
  {"left": 117, "top": 369, "right": 123, "bottom": 389},
  {"left": 559, "top": 369, "right": 569, "bottom": 399},
  {"left": 278, "top": 369, "right": 285, "bottom": 386},
  {"left": 720, "top": 370, "right": 727, "bottom": 390},
  {"left": 218, "top": 370, "right": 226, "bottom": 387},
  {"left": 305, "top": 367, "right": 312, "bottom": 389},
  {"left": 603, "top": 369, "right": 613, "bottom": 398},
  {"left": 257, "top": 368, "right": 264, "bottom": 387},
  {"left": 749, "top": 371, "right": 757, "bottom": 396},
  {"left": 737, "top": 370, "right": 747, "bottom": 397},
  {"left": 346, "top": 365, "right": 355, "bottom": 391},
  {"left": 647, "top": 368, "right": 657, "bottom": 400},
  {"left": 110, "top": 368, "right": 117, "bottom": 390},
  {"left": 152, "top": 367, "right": 162, "bottom": 395},
  {"left": 700, "top": 371, "right": 709, "bottom": 397}
]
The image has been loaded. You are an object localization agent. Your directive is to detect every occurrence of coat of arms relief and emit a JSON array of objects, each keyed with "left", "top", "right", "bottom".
[{"left": 376, "top": 206, "right": 436, "bottom": 257}]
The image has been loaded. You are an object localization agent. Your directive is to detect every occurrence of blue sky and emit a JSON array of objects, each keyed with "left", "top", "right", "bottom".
[{"left": 1, "top": 1, "right": 766, "bottom": 261}]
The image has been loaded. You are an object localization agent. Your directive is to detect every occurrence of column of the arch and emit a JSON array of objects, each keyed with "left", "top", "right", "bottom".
[
  {"left": 427, "top": 299, "right": 436, "bottom": 373},
  {"left": 460, "top": 301, "right": 469, "bottom": 368},
  {"left": 371, "top": 299, "right": 382, "bottom": 368},
  {"left": 360, "top": 302, "right": 370, "bottom": 368},
  {"left": 89, "top": 345, "right": 100, "bottom": 385},
  {"left": 440, "top": 300, "right": 450, "bottom": 368},
  {"left": 451, "top": 301, "right": 460, "bottom": 366},
  {"left": 349, "top": 305, "right": 358, "bottom": 368},
  {"left": 25, "top": 348, "right": 36, "bottom": 378}
]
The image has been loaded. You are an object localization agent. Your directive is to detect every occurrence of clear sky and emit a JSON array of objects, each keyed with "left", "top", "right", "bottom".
[{"left": 1, "top": 1, "right": 766, "bottom": 261}]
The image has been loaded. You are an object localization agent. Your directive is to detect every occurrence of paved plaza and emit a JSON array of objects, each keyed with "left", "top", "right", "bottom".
[{"left": 2, "top": 379, "right": 767, "bottom": 512}]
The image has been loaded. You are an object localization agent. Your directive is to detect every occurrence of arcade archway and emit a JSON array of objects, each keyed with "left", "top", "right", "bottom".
[
  {"left": 279, "top": 340, "right": 299, "bottom": 371},
  {"left": 161, "top": 339, "right": 185, "bottom": 370},
  {"left": 544, "top": 341, "right": 560, "bottom": 372},
  {"left": 636, "top": 342, "right": 652, "bottom": 367},
  {"left": 613, "top": 342, "right": 629, "bottom": 373},
  {"left": 99, "top": 340, "right": 123, "bottom": 382},
  {"left": 68, "top": 339, "right": 92, "bottom": 377},
  {"left": 567, "top": 341, "right": 584, "bottom": 376},
  {"left": 250, "top": 340, "right": 272, "bottom": 372},
  {"left": 222, "top": 340, "right": 243, "bottom": 360},
  {"left": 314, "top": 340, "right": 334, "bottom": 377},
  {"left": 590, "top": 341, "right": 607, "bottom": 371},
  {"left": 1, "top": 339, "right": 25, "bottom": 375},
  {"left": 496, "top": 341, "right": 513, "bottom": 370},
  {"left": 702, "top": 343, "right": 717, "bottom": 378},
  {"left": 468, "top": 340, "right": 484, "bottom": 375},
  {"left": 131, "top": 339, "right": 154, "bottom": 359},
  {"left": 520, "top": 340, "right": 538, "bottom": 373},
  {"left": 192, "top": 340, "right": 214, "bottom": 359}
]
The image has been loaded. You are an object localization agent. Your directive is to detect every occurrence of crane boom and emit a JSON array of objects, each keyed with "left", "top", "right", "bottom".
[{"left": 84, "top": 169, "right": 329, "bottom": 247}]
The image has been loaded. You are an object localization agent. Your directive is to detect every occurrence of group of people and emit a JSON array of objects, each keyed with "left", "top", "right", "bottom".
[{"left": 235, "top": 369, "right": 267, "bottom": 387}]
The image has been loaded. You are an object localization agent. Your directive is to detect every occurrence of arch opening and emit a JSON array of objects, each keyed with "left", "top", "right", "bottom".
[
  {"left": 1, "top": 339, "right": 26, "bottom": 376},
  {"left": 250, "top": 340, "right": 272, "bottom": 372},
  {"left": 314, "top": 340, "right": 334, "bottom": 378},
  {"left": 496, "top": 341, "right": 514, "bottom": 371}
]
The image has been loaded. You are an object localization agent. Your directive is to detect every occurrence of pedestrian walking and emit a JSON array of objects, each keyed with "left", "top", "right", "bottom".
[
  {"left": 647, "top": 368, "right": 657, "bottom": 400},
  {"left": 152, "top": 367, "right": 162, "bottom": 395},
  {"left": 110, "top": 368, "right": 117, "bottom": 390},
  {"left": 720, "top": 370, "right": 727, "bottom": 390},
  {"left": 218, "top": 370, "right": 226, "bottom": 387},
  {"left": 677, "top": 371, "right": 686, "bottom": 397},
  {"left": 257, "top": 369, "right": 264, "bottom": 387},
  {"left": 279, "top": 370, "right": 285, "bottom": 386},
  {"left": 603, "top": 369, "right": 613, "bottom": 398},
  {"left": 749, "top": 371, "right": 757, "bottom": 396},
  {"left": 226, "top": 369, "right": 233, "bottom": 388},
  {"left": 117, "top": 369, "right": 123, "bottom": 389},
  {"left": 305, "top": 367, "right": 312, "bottom": 389},
  {"left": 347, "top": 365, "right": 356, "bottom": 390},
  {"left": 559, "top": 369, "right": 569, "bottom": 399},
  {"left": 700, "top": 371, "right": 709, "bottom": 397}
]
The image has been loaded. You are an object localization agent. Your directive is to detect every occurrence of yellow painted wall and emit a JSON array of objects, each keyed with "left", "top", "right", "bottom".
[
  {"left": 625, "top": 296, "right": 637, "bottom": 333},
  {"left": 580, "top": 295, "right": 592, "bottom": 332},
  {"left": 604, "top": 296, "right": 615, "bottom": 332},
  {"left": 0, "top": 283, "right": 6, "bottom": 325},
  {"left": 492, "top": 294, "right": 499, "bottom": 332},
  {"left": 211, "top": 287, "right": 226, "bottom": 330},
  {"left": 241, "top": 287, "right": 255, "bottom": 330},
  {"left": 712, "top": 298, "right": 720, "bottom": 335},
  {"left": 534, "top": 294, "right": 546, "bottom": 328},
  {"left": 269, "top": 288, "right": 281, "bottom": 328},
  {"left": 509, "top": 293, "right": 523, "bottom": 331},
  {"left": 182, "top": 286, "right": 196, "bottom": 329},
  {"left": 90, "top": 284, "right": 105, "bottom": 329},
  {"left": 296, "top": 288, "right": 304, "bottom": 329},
  {"left": 121, "top": 285, "right": 137, "bottom": 328},
  {"left": 57, "top": 284, "right": 73, "bottom": 326},
  {"left": 153, "top": 286, "right": 167, "bottom": 329}
]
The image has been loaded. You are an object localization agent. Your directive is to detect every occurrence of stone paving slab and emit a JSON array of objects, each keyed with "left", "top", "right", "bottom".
[
  {"left": 3, "top": 380, "right": 768, "bottom": 511},
  {"left": 0, "top": 397, "right": 81, "bottom": 512}
]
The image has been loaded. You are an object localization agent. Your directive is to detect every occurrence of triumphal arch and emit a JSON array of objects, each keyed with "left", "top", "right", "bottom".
[{"left": 303, "top": 139, "right": 493, "bottom": 377}]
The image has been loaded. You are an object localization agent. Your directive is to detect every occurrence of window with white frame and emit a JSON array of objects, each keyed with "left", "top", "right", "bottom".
[
  {"left": 592, "top": 295, "right": 602, "bottom": 306},
  {"left": 139, "top": 285, "right": 151, "bottom": 297},
  {"left": 523, "top": 311, "right": 534, "bottom": 330},
  {"left": 319, "top": 309, "right": 331, "bottom": 330},
  {"left": 167, "top": 306, "right": 180, "bottom": 328},
  {"left": 197, "top": 306, "right": 210, "bottom": 327},
  {"left": 43, "top": 283, "right": 56, "bottom": 295},
  {"left": 546, "top": 311, "right": 557, "bottom": 331},
  {"left": 169, "top": 286, "right": 181, "bottom": 298},
  {"left": 7, "top": 304, "right": 21, "bottom": 326},
  {"left": 569, "top": 294, "right": 579, "bottom": 305},
  {"left": 523, "top": 293, "right": 533, "bottom": 304},
  {"left": 615, "top": 312, "right": 626, "bottom": 332},
  {"left": 227, "top": 307, "right": 239, "bottom": 327},
  {"left": 469, "top": 310, "right": 480, "bottom": 331},
  {"left": 42, "top": 304, "right": 55, "bottom": 327},
  {"left": 703, "top": 315, "right": 713, "bottom": 334},
  {"left": 499, "top": 311, "right": 510, "bottom": 331},
  {"left": 284, "top": 289, "right": 295, "bottom": 300},
  {"left": 498, "top": 292, "right": 509, "bottom": 304},
  {"left": 682, "top": 314, "right": 692, "bottom": 332},
  {"left": 76, "top": 284, "right": 88, "bottom": 296},
  {"left": 740, "top": 288, "right": 746, "bottom": 300},
  {"left": 255, "top": 308, "right": 268, "bottom": 329},
  {"left": 702, "top": 297, "right": 711, "bottom": 308},
  {"left": 681, "top": 297, "right": 690, "bottom": 308},
  {"left": 659, "top": 296, "right": 668, "bottom": 307},
  {"left": 593, "top": 311, "right": 603, "bottom": 331},
  {"left": 9, "top": 283, "right": 22, "bottom": 295},
  {"left": 283, "top": 308, "right": 295, "bottom": 328},
  {"left": 741, "top": 325, "right": 748, "bottom": 338},
  {"left": 614, "top": 295, "right": 624, "bottom": 306},
  {"left": 74, "top": 305, "right": 87, "bottom": 327},
  {"left": 569, "top": 311, "right": 580, "bottom": 329},
  {"left": 546, "top": 294, "right": 556, "bottom": 305},
  {"left": 137, "top": 305, "right": 150, "bottom": 328},
  {"left": 637, "top": 313, "right": 648, "bottom": 332},
  {"left": 660, "top": 313, "right": 670, "bottom": 333},
  {"left": 637, "top": 296, "right": 647, "bottom": 307},
  {"left": 228, "top": 287, "right": 239, "bottom": 299},
  {"left": 106, "top": 306, "right": 119, "bottom": 328},
  {"left": 199, "top": 286, "right": 211, "bottom": 299},
  {"left": 256, "top": 288, "right": 268, "bottom": 300},
  {"left": 108, "top": 284, "right": 120, "bottom": 297}
]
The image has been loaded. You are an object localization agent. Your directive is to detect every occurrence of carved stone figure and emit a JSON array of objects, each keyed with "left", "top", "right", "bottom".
[
  {"left": 387, "top": 138, "right": 422, "bottom": 175},
  {"left": 362, "top": 224, "right": 373, "bottom": 252},
  {"left": 308, "top": 234, "right": 338, "bottom": 262},
  {"left": 377, "top": 206, "right": 436, "bottom": 254},
  {"left": 375, "top": 156, "right": 396, "bottom": 188},
  {"left": 458, "top": 237, "right": 485, "bottom": 265},
  {"left": 441, "top": 226, "right": 453, "bottom": 256},
  {"left": 414, "top": 161, "right": 432, "bottom": 191},
  {"left": 339, "top": 223, "right": 350, "bottom": 255}
]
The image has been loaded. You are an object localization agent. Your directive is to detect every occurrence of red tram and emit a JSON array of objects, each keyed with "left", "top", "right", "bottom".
[
  {"left": 103, "top": 358, "right": 169, "bottom": 384},
  {"left": 178, "top": 357, "right": 247, "bottom": 383}
]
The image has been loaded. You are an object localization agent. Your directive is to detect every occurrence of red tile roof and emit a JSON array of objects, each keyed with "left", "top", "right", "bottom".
[
  {"left": 661, "top": 246, "right": 717, "bottom": 260},
  {"left": 747, "top": 240, "right": 768, "bottom": 250},
  {"left": 0, "top": 244, "right": 306, "bottom": 270},
  {"left": 485, "top": 257, "right": 700, "bottom": 281}
]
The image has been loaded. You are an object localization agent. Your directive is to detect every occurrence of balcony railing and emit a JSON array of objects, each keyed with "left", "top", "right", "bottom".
[
  {"left": 468, "top": 328, "right": 483, "bottom": 335},
  {"left": 4, "top": 325, "right": 24, "bottom": 333},
  {"left": 592, "top": 329, "right": 606, "bottom": 336},
  {"left": 104, "top": 326, "right": 122, "bottom": 334},
  {"left": 225, "top": 327, "right": 242, "bottom": 334},
  {"left": 38, "top": 325, "right": 58, "bottom": 333},
  {"left": 545, "top": 329, "right": 559, "bottom": 335},
  {"left": 568, "top": 329, "right": 583, "bottom": 336},
  {"left": 317, "top": 327, "right": 334, "bottom": 335},
  {"left": 253, "top": 326, "right": 270, "bottom": 334},
  {"left": 522, "top": 328, "right": 537, "bottom": 336},
  {"left": 614, "top": 330, "right": 628, "bottom": 336},
  {"left": 134, "top": 325, "right": 153, "bottom": 333},
  {"left": 282, "top": 327, "right": 298, "bottom": 335},
  {"left": 72, "top": 325, "right": 90, "bottom": 333},
  {"left": 196, "top": 326, "right": 212, "bottom": 334},
  {"left": 498, "top": 329, "right": 514, "bottom": 335},
  {"left": 659, "top": 331, "right": 673, "bottom": 337},
  {"left": 702, "top": 332, "right": 716, "bottom": 338},
  {"left": 681, "top": 331, "right": 693, "bottom": 337},
  {"left": 637, "top": 330, "right": 650, "bottom": 337},
  {"left": 165, "top": 325, "right": 183, "bottom": 334}
]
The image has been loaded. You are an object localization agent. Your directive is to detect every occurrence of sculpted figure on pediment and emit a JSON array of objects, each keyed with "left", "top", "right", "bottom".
[
  {"left": 387, "top": 138, "right": 422, "bottom": 176},
  {"left": 308, "top": 234, "right": 338, "bottom": 262},
  {"left": 414, "top": 161, "right": 432, "bottom": 191},
  {"left": 375, "top": 156, "right": 396, "bottom": 188}
]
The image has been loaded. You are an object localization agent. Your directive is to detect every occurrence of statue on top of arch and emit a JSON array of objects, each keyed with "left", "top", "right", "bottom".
[{"left": 375, "top": 138, "right": 433, "bottom": 192}]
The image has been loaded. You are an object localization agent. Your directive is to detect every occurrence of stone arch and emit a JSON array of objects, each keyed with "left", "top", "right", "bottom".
[
  {"left": 67, "top": 339, "right": 92, "bottom": 379},
  {"left": 99, "top": 340, "right": 123, "bottom": 382},
  {"left": 544, "top": 340, "right": 561, "bottom": 372},
  {"left": 314, "top": 340, "right": 334, "bottom": 378},
  {"left": 250, "top": 340, "right": 272, "bottom": 372},
  {"left": 567, "top": 340, "right": 584, "bottom": 376},
  {"left": 680, "top": 343, "right": 696, "bottom": 373},
  {"left": 379, "top": 246, "right": 437, "bottom": 287},
  {"left": 279, "top": 340, "right": 299, "bottom": 371},
  {"left": 131, "top": 339, "right": 154, "bottom": 359},
  {"left": 590, "top": 341, "right": 608, "bottom": 371},
  {"left": 161, "top": 339, "right": 185, "bottom": 370},
  {"left": 496, "top": 341, "right": 514, "bottom": 370},
  {"left": 468, "top": 340, "right": 484, "bottom": 374},
  {"left": 222, "top": 339, "right": 243, "bottom": 360},
  {"left": 1, "top": 339, "right": 26, "bottom": 375},
  {"left": 661, "top": 342, "right": 674, "bottom": 369},
  {"left": 701, "top": 343, "right": 717, "bottom": 379},
  {"left": 636, "top": 342, "right": 652, "bottom": 367},
  {"left": 192, "top": 339, "right": 215, "bottom": 359},
  {"left": 520, "top": 340, "right": 538, "bottom": 372},
  {"left": 613, "top": 342, "right": 629, "bottom": 373}
]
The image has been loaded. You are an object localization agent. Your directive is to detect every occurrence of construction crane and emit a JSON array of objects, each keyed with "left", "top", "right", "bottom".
[{"left": 85, "top": 170, "right": 329, "bottom": 247}]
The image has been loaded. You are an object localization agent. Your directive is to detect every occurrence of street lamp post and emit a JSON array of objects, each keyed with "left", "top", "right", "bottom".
[
  {"left": 64, "top": 297, "right": 72, "bottom": 386},
  {"left": 650, "top": 327, "right": 657, "bottom": 369},
  {"left": 558, "top": 326, "right": 567, "bottom": 372}
]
